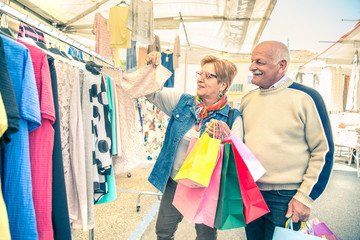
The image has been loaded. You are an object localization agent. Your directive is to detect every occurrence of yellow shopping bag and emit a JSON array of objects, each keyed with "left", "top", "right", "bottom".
[{"left": 174, "top": 126, "right": 221, "bottom": 188}]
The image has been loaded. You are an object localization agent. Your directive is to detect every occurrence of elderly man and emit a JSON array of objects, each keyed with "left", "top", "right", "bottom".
[{"left": 239, "top": 41, "right": 334, "bottom": 240}]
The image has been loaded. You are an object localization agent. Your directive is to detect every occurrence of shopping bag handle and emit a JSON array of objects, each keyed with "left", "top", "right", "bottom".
[
  {"left": 285, "top": 217, "right": 314, "bottom": 235},
  {"left": 213, "top": 120, "right": 225, "bottom": 142}
]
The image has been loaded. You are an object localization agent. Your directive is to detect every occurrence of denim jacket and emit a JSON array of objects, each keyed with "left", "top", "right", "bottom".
[{"left": 148, "top": 93, "right": 241, "bottom": 192}]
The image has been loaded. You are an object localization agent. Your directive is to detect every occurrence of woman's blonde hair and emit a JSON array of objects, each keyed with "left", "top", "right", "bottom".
[{"left": 200, "top": 55, "right": 237, "bottom": 93}]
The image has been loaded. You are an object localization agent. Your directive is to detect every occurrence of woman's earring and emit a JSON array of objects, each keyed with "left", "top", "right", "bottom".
[{"left": 218, "top": 92, "right": 223, "bottom": 99}]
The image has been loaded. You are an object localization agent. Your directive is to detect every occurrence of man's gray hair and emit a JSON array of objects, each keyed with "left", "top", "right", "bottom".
[{"left": 271, "top": 41, "right": 290, "bottom": 72}]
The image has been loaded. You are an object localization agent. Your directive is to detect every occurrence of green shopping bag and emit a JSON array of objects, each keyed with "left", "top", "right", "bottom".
[{"left": 214, "top": 143, "right": 246, "bottom": 230}]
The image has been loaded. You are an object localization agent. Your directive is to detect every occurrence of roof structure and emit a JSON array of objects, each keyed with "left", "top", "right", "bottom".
[
  {"left": 3, "top": 0, "right": 277, "bottom": 63},
  {"left": 299, "top": 21, "right": 360, "bottom": 71}
]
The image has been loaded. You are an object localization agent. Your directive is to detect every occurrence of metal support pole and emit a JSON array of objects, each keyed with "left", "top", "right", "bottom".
[
  {"left": 89, "top": 228, "right": 94, "bottom": 240},
  {"left": 184, "top": 46, "right": 188, "bottom": 93}
]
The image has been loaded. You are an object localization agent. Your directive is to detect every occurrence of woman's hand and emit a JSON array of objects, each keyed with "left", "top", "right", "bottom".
[
  {"left": 205, "top": 119, "right": 231, "bottom": 138},
  {"left": 146, "top": 51, "right": 161, "bottom": 67}
]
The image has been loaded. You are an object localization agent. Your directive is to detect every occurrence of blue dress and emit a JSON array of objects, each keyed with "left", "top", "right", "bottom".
[
  {"left": 161, "top": 52, "right": 174, "bottom": 88},
  {"left": 1, "top": 35, "right": 41, "bottom": 240}
]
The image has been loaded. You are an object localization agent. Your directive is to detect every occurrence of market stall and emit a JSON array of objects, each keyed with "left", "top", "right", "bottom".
[
  {"left": 0, "top": 1, "right": 278, "bottom": 239},
  {"left": 297, "top": 21, "right": 360, "bottom": 177}
]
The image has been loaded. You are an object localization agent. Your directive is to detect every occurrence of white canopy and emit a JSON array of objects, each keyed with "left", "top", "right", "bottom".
[
  {"left": 1, "top": 0, "right": 276, "bottom": 63},
  {"left": 299, "top": 21, "right": 360, "bottom": 71}
]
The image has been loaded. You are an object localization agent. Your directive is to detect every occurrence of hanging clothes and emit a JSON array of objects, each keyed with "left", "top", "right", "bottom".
[
  {"left": 92, "top": 74, "right": 112, "bottom": 203},
  {"left": 0, "top": 36, "right": 18, "bottom": 240},
  {"left": 0, "top": 88, "right": 10, "bottom": 240},
  {"left": 18, "top": 22, "right": 46, "bottom": 44},
  {"left": 55, "top": 59, "right": 88, "bottom": 230},
  {"left": 102, "top": 64, "right": 171, "bottom": 174},
  {"left": 139, "top": 97, "right": 168, "bottom": 161},
  {"left": 173, "top": 34, "right": 181, "bottom": 70},
  {"left": 17, "top": 39, "right": 56, "bottom": 240},
  {"left": 126, "top": 40, "right": 137, "bottom": 72},
  {"left": 108, "top": 5, "right": 131, "bottom": 48},
  {"left": 93, "top": 12, "right": 114, "bottom": 61},
  {"left": 104, "top": 74, "right": 117, "bottom": 156},
  {"left": 79, "top": 69, "right": 112, "bottom": 204},
  {"left": 47, "top": 55, "right": 72, "bottom": 240},
  {"left": 102, "top": 67, "right": 143, "bottom": 174},
  {"left": 331, "top": 67, "right": 345, "bottom": 112},
  {"left": 79, "top": 68, "right": 97, "bottom": 230},
  {"left": 138, "top": 46, "right": 148, "bottom": 69},
  {"left": 68, "top": 46, "right": 83, "bottom": 60},
  {"left": 95, "top": 74, "right": 117, "bottom": 204},
  {"left": 1, "top": 34, "right": 41, "bottom": 240},
  {"left": 0, "top": 36, "right": 20, "bottom": 146},
  {"left": 0, "top": 178, "right": 11, "bottom": 240},
  {"left": 318, "top": 68, "right": 333, "bottom": 109},
  {"left": 147, "top": 35, "right": 161, "bottom": 53},
  {"left": 161, "top": 51, "right": 175, "bottom": 88},
  {"left": 127, "top": 0, "right": 155, "bottom": 45},
  {"left": 0, "top": 94, "right": 7, "bottom": 137},
  {"left": 110, "top": 76, "right": 122, "bottom": 157},
  {"left": 343, "top": 76, "right": 350, "bottom": 110},
  {"left": 346, "top": 51, "right": 360, "bottom": 112}
]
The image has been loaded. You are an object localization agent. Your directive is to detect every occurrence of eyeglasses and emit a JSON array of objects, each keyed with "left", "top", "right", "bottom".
[{"left": 196, "top": 71, "right": 217, "bottom": 79}]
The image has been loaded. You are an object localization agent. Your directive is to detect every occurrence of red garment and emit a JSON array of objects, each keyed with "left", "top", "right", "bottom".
[{"left": 17, "top": 39, "right": 55, "bottom": 240}]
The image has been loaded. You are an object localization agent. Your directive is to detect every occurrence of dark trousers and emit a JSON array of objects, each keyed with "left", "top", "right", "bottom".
[
  {"left": 155, "top": 178, "right": 217, "bottom": 240},
  {"left": 245, "top": 190, "right": 301, "bottom": 240}
]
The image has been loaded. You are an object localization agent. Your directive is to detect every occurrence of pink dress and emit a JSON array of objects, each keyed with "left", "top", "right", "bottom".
[
  {"left": 17, "top": 40, "right": 55, "bottom": 240},
  {"left": 93, "top": 12, "right": 114, "bottom": 61}
]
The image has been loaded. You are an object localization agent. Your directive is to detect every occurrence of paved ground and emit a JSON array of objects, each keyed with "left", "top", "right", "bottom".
[
  {"left": 310, "top": 161, "right": 360, "bottom": 240},
  {"left": 74, "top": 162, "right": 159, "bottom": 240},
  {"left": 74, "top": 157, "right": 360, "bottom": 240},
  {"left": 141, "top": 160, "right": 360, "bottom": 240}
]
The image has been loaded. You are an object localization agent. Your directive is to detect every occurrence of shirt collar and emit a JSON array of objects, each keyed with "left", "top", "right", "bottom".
[{"left": 269, "top": 74, "right": 288, "bottom": 89}]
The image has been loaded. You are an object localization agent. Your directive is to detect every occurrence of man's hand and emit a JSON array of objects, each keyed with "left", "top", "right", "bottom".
[{"left": 285, "top": 198, "right": 310, "bottom": 223}]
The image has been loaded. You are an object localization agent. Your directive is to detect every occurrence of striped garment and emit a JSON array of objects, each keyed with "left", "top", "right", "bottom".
[{"left": 18, "top": 22, "right": 46, "bottom": 44}]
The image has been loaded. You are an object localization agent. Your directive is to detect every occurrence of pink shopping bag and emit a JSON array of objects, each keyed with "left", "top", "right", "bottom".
[
  {"left": 172, "top": 144, "right": 224, "bottom": 228},
  {"left": 225, "top": 134, "right": 266, "bottom": 181},
  {"left": 192, "top": 144, "right": 224, "bottom": 227}
]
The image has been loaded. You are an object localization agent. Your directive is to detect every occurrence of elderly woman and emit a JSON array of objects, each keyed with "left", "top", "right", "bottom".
[{"left": 145, "top": 53, "right": 243, "bottom": 240}]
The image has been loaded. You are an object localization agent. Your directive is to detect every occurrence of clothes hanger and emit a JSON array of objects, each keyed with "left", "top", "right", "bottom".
[
  {"left": 48, "top": 41, "right": 70, "bottom": 60},
  {"left": 117, "top": 1, "right": 129, "bottom": 6},
  {"left": 0, "top": 27, "right": 15, "bottom": 40},
  {"left": 0, "top": 13, "right": 15, "bottom": 39},
  {"left": 35, "top": 41, "right": 49, "bottom": 51},
  {"left": 85, "top": 61, "right": 103, "bottom": 75},
  {"left": 49, "top": 42, "right": 64, "bottom": 57},
  {"left": 0, "top": 13, "right": 15, "bottom": 40},
  {"left": 60, "top": 50, "right": 72, "bottom": 60}
]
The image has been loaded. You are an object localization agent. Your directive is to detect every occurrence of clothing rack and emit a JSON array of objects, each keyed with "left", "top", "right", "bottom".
[
  {"left": 0, "top": 2, "right": 114, "bottom": 66},
  {"left": 2, "top": 3, "right": 162, "bottom": 239}
]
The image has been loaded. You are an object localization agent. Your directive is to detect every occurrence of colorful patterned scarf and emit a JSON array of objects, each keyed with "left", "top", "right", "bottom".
[{"left": 193, "top": 95, "right": 228, "bottom": 131}]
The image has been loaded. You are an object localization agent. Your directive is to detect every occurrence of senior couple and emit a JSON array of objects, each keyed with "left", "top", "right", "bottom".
[{"left": 142, "top": 41, "right": 334, "bottom": 240}]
